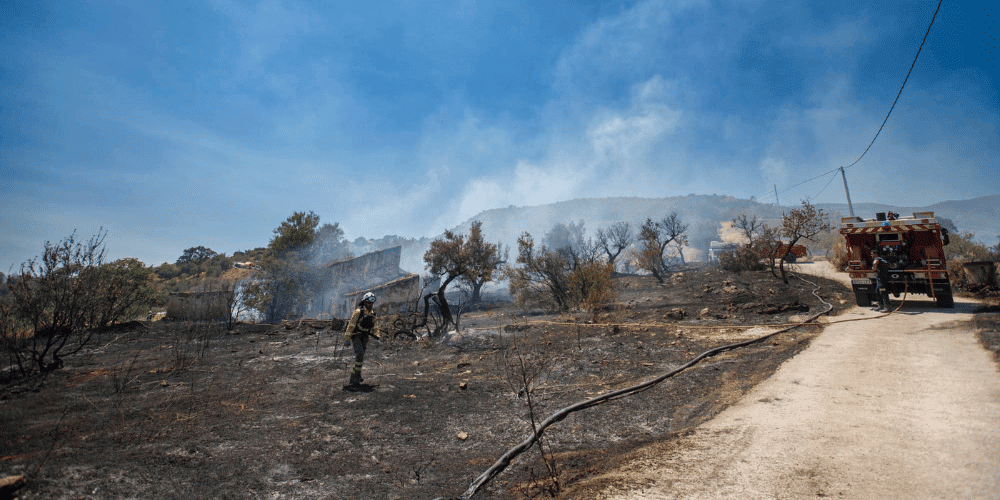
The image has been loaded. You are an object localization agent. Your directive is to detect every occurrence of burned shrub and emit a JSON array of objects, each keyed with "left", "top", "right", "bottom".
[
  {"left": 718, "top": 246, "right": 766, "bottom": 274},
  {"left": 4, "top": 230, "right": 156, "bottom": 374}
]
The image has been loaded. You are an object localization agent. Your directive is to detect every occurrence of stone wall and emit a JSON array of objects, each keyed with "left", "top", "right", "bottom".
[
  {"left": 318, "top": 246, "right": 420, "bottom": 318},
  {"left": 324, "top": 246, "right": 404, "bottom": 294}
]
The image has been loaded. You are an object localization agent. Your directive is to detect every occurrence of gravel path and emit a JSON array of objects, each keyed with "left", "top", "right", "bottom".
[{"left": 590, "top": 262, "right": 1000, "bottom": 499}]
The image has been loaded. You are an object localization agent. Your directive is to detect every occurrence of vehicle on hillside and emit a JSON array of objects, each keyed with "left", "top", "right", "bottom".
[{"left": 839, "top": 211, "right": 953, "bottom": 308}]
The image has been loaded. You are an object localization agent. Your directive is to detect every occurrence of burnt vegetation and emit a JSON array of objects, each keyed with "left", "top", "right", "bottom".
[
  {"left": 2, "top": 203, "right": 998, "bottom": 500},
  {"left": 1, "top": 263, "right": 856, "bottom": 500}
]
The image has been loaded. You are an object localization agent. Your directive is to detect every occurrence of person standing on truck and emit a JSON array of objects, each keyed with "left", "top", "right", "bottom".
[
  {"left": 873, "top": 255, "right": 891, "bottom": 312},
  {"left": 344, "top": 292, "right": 381, "bottom": 387}
]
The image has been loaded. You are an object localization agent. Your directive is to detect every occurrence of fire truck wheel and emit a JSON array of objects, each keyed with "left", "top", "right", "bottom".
[{"left": 936, "top": 292, "right": 954, "bottom": 308}]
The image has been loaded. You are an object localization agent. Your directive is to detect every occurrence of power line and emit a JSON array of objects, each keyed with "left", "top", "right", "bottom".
[
  {"left": 844, "top": 0, "right": 942, "bottom": 170},
  {"left": 756, "top": 166, "right": 840, "bottom": 204},
  {"left": 806, "top": 170, "right": 840, "bottom": 202},
  {"left": 755, "top": 0, "right": 944, "bottom": 205}
]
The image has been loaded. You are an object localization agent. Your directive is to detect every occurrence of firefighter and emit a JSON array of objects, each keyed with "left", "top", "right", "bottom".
[
  {"left": 344, "top": 292, "right": 381, "bottom": 387},
  {"left": 873, "top": 254, "right": 891, "bottom": 312}
]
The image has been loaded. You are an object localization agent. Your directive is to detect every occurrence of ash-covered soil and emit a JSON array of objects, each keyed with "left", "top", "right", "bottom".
[
  {"left": 1, "top": 264, "right": 854, "bottom": 500},
  {"left": 974, "top": 300, "right": 1000, "bottom": 362}
]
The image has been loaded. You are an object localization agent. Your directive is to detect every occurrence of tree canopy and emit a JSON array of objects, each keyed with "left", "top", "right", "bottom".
[
  {"left": 778, "top": 200, "right": 831, "bottom": 283},
  {"left": 269, "top": 211, "right": 320, "bottom": 254},
  {"left": 176, "top": 246, "right": 219, "bottom": 265},
  {"left": 423, "top": 221, "right": 505, "bottom": 334}
]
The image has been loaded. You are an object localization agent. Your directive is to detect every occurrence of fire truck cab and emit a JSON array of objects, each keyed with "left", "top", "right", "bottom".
[{"left": 839, "top": 211, "right": 953, "bottom": 308}]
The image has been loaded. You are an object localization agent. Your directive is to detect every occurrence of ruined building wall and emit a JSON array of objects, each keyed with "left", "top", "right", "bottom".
[
  {"left": 341, "top": 273, "right": 421, "bottom": 319},
  {"left": 318, "top": 246, "right": 419, "bottom": 318},
  {"left": 324, "top": 246, "right": 403, "bottom": 292}
]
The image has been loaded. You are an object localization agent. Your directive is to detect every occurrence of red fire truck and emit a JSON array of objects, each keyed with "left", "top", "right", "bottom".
[
  {"left": 765, "top": 243, "right": 808, "bottom": 263},
  {"left": 839, "top": 211, "right": 953, "bottom": 308}
]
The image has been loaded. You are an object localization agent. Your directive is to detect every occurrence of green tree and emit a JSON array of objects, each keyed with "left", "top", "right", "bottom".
[
  {"left": 269, "top": 211, "right": 320, "bottom": 255},
  {"left": 423, "top": 229, "right": 474, "bottom": 334},
  {"left": 176, "top": 246, "right": 219, "bottom": 265},
  {"left": 246, "top": 212, "right": 343, "bottom": 322},
  {"left": 944, "top": 231, "right": 992, "bottom": 262},
  {"left": 460, "top": 221, "right": 507, "bottom": 304},
  {"left": 312, "top": 222, "right": 352, "bottom": 263},
  {"left": 87, "top": 258, "right": 158, "bottom": 329},
  {"left": 243, "top": 253, "right": 315, "bottom": 323},
  {"left": 153, "top": 262, "right": 181, "bottom": 280}
]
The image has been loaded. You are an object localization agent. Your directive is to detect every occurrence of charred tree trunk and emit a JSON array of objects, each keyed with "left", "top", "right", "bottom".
[
  {"left": 778, "top": 237, "right": 800, "bottom": 284},
  {"left": 649, "top": 267, "right": 664, "bottom": 284},
  {"left": 433, "top": 275, "right": 457, "bottom": 335},
  {"left": 470, "top": 279, "right": 485, "bottom": 304}
]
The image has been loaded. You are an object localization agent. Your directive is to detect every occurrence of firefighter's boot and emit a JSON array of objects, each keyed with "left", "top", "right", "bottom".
[{"left": 349, "top": 362, "right": 364, "bottom": 386}]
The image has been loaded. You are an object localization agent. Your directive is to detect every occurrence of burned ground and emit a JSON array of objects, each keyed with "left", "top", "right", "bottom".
[
  {"left": 1, "top": 264, "right": 857, "bottom": 500},
  {"left": 973, "top": 295, "right": 1000, "bottom": 362}
]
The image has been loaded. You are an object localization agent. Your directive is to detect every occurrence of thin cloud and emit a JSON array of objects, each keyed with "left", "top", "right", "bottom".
[{"left": 2, "top": 0, "right": 997, "bottom": 270}]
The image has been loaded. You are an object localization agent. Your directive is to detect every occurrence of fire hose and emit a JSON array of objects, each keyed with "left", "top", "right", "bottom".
[{"left": 439, "top": 272, "right": 836, "bottom": 499}]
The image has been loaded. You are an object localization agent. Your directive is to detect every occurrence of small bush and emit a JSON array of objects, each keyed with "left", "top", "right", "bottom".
[{"left": 567, "top": 261, "right": 618, "bottom": 311}]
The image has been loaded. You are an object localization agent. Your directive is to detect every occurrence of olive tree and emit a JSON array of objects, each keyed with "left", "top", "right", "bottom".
[
  {"left": 243, "top": 211, "right": 344, "bottom": 322},
  {"left": 595, "top": 222, "right": 633, "bottom": 270},
  {"left": 507, "top": 231, "right": 616, "bottom": 312},
  {"left": 423, "top": 221, "right": 505, "bottom": 335},
  {"left": 778, "top": 200, "right": 832, "bottom": 283},
  {"left": 637, "top": 213, "right": 689, "bottom": 283},
  {"left": 507, "top": 232, "right": 572, "bottom": 309},
  {"left": 461, "top": 222, "right": 508, "bottom": 304}
]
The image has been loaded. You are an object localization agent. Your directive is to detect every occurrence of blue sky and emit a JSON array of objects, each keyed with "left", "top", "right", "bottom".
[{"left": 2, "top": 0, "right": 998, "bottom": 269}]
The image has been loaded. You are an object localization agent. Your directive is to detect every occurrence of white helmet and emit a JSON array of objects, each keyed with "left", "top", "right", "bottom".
[{"left": 362, "top": 292, "right": 376, "bottom": 303}]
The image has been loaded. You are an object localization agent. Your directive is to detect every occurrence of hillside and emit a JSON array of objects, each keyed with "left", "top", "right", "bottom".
[{"left": 393, "top": 194, "right": 999, "bottom": 273}]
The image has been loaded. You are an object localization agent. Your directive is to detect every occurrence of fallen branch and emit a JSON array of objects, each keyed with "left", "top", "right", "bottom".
[{"left": 452, "top": 273, "right": 833, "bottom": 499}]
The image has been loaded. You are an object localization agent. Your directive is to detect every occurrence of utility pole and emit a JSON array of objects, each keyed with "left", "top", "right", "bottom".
[
  {"left": 839, "top": 166, "right": 855, "bottom": 217},
  {"left": 773, "top": 184, "right": 779, "bottom": 207}
]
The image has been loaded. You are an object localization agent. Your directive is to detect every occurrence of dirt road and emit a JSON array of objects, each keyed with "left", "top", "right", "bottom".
[{"left": 586, "top": 262, "right": 1000, "bottom": 499}]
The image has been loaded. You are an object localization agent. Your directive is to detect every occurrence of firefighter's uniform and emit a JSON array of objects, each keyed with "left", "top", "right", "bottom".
[{"left": 344, "top": 303, "right": 380, "bottom": 386}]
